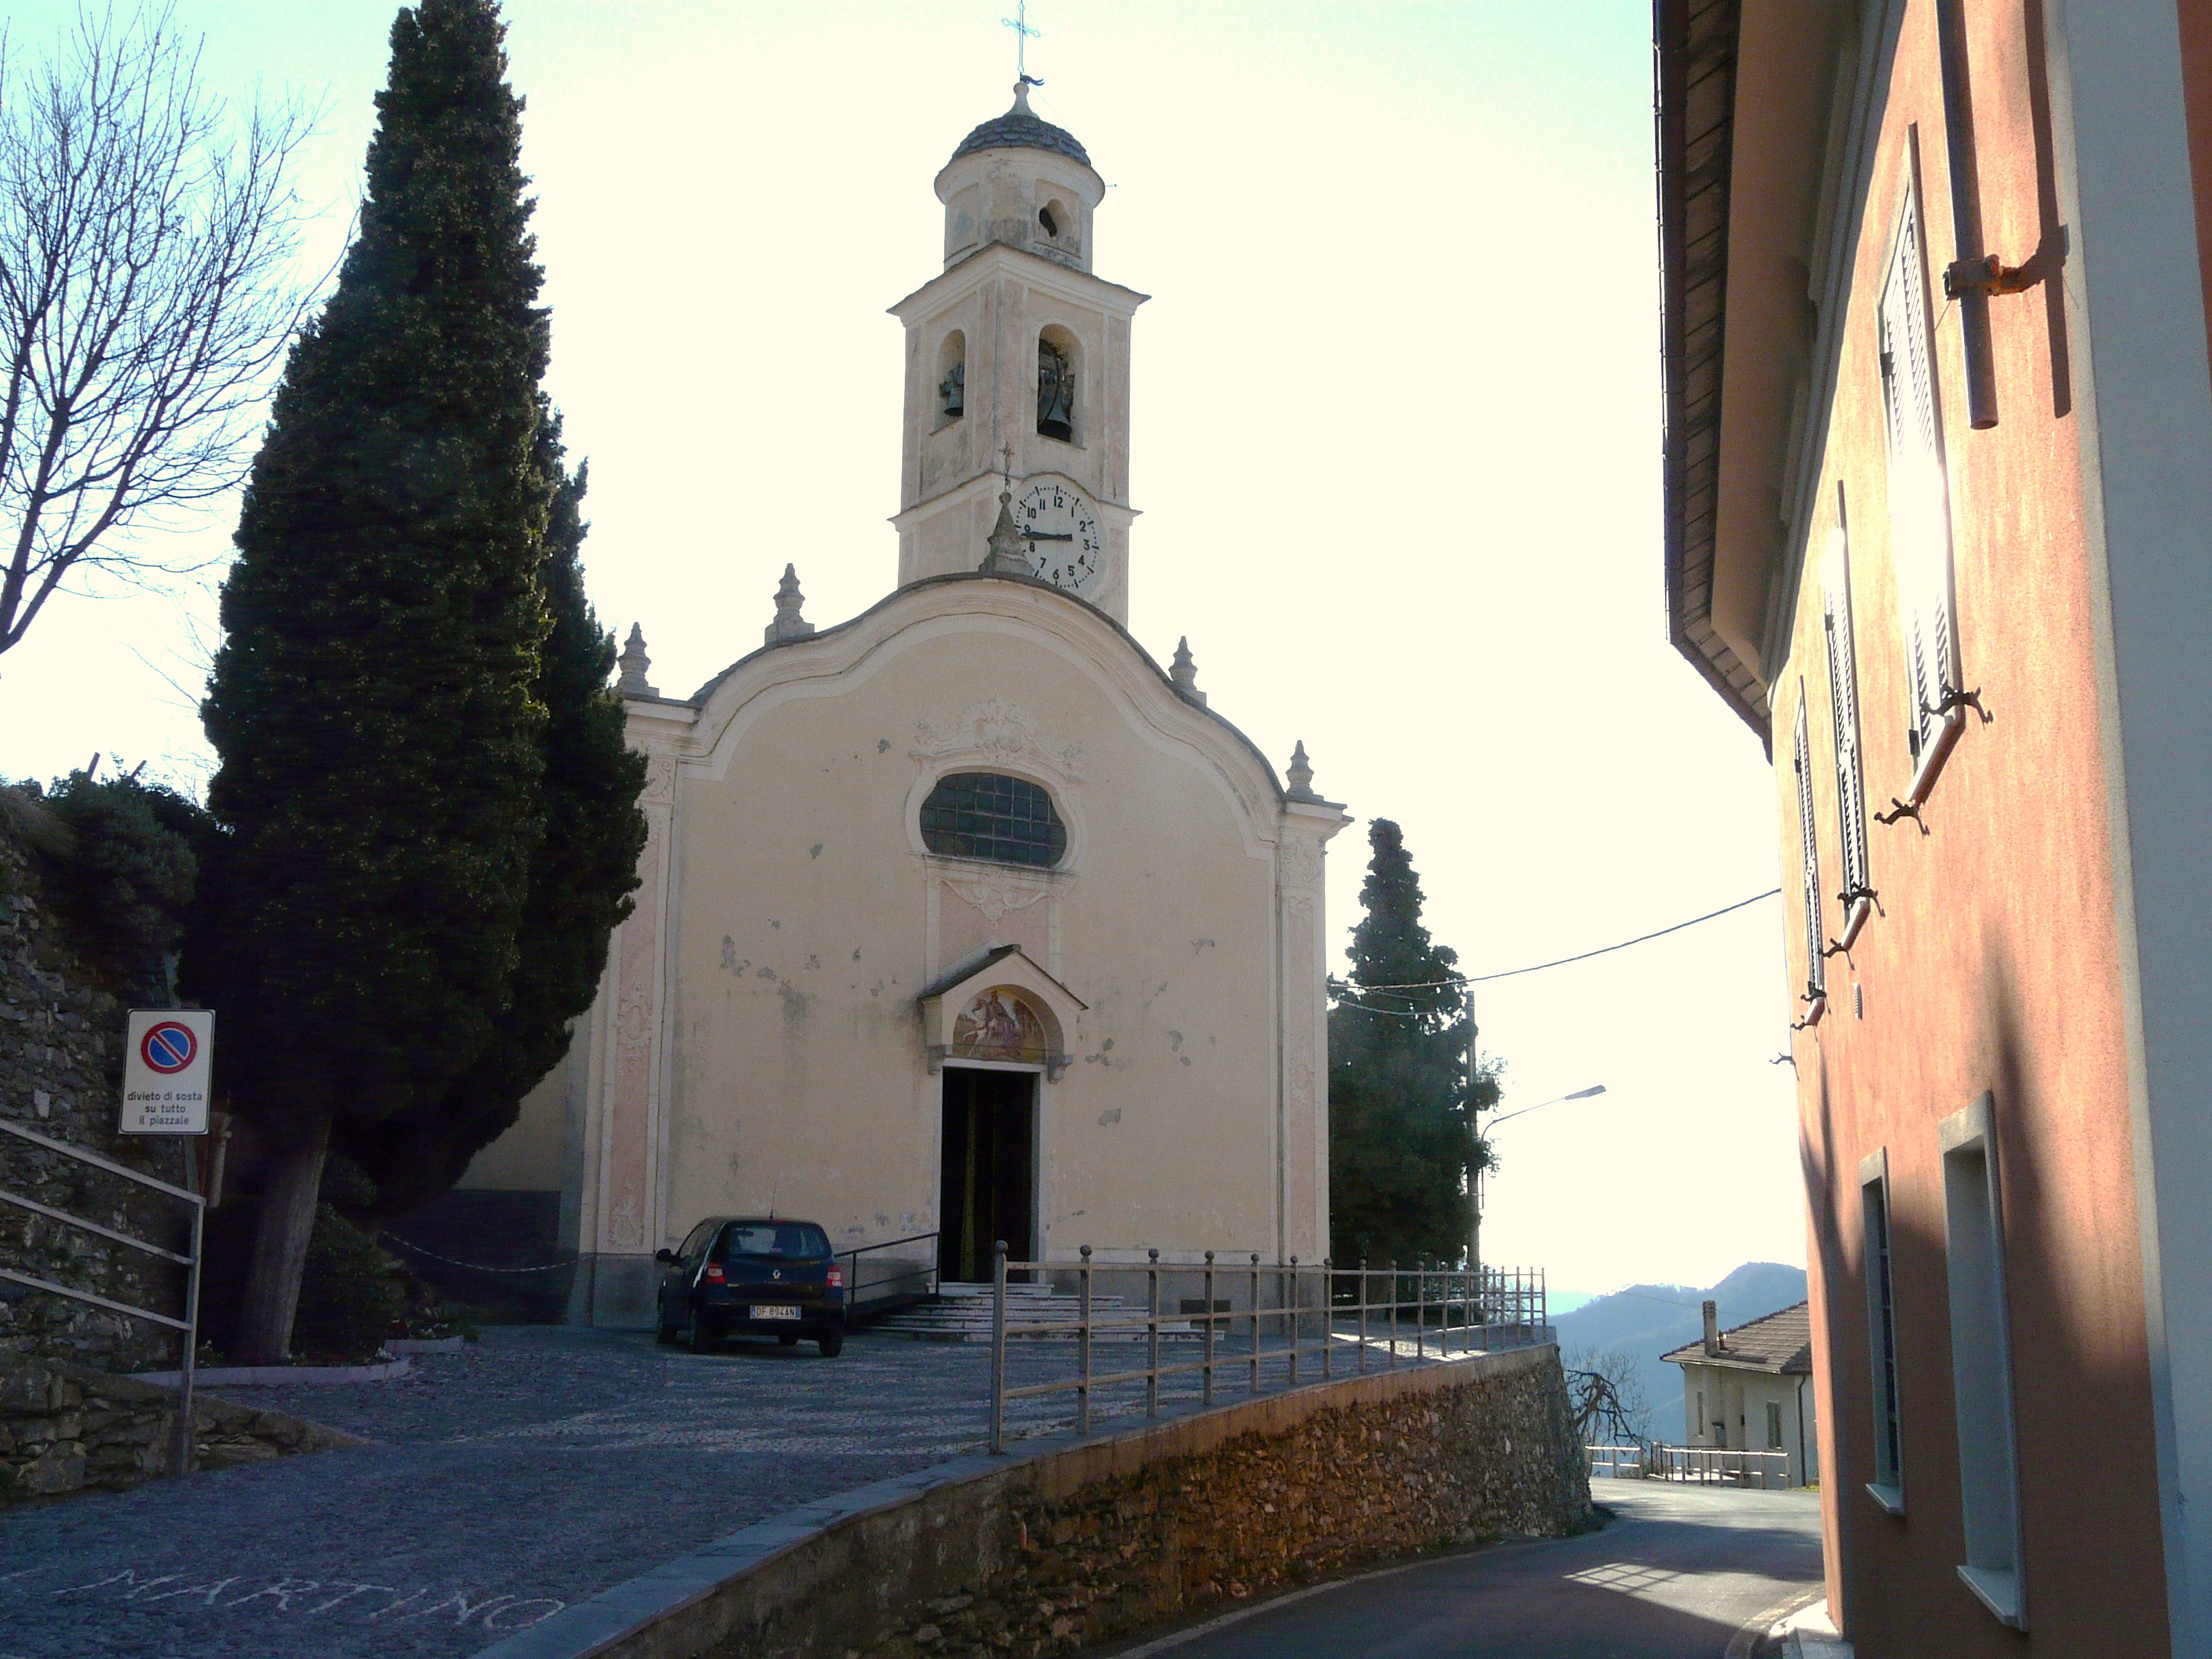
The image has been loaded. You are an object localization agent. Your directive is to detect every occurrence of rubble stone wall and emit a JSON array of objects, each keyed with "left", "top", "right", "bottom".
[
  {"left": 0, "top": 792, "right": 190, "bottom": 1372},
  {"left": 508, "top": 1343, "right": 1591, "bottom": 1659},
  {"left": 0, "top": 1353, "right": 363, "bottom": 1502}
]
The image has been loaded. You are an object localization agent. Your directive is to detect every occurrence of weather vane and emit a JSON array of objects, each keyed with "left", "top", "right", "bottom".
[{"left": 1003, "top": 1, "right": 1042, "bottom": 87}]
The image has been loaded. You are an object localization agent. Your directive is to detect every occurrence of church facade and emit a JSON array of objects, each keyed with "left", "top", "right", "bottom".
[{"left": 459, "top": 89, "right": 1349, "bottom": 1328}]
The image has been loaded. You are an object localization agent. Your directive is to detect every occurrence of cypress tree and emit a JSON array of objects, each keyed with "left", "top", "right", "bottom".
[
  {"left": 196, "top": 0, "right": 550, "bottom": 1361},
  {"left": 1327, "top": 819, "right": 1498, "bottom": 1268},
  {"left": 340, "top": 406, "right": 647, "bottom": 1213}
]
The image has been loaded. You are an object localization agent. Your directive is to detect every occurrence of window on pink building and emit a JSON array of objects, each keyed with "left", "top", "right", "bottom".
[
  {"left": 1824, "top": 509, "right": 1874, "bottom": 950},
  {"left": 1876, "top": 158, "right": 1965, "bottom": 804},
  {"left": 1792, "top": 694, "right": 1825, "bottom": 1012},
  {"left": 1860, "top": 1147, "right": 1906, "bottom": 1515}
]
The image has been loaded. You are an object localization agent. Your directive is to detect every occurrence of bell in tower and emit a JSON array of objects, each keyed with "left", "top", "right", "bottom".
[
  {"left": 1036, "top": 339, "right": 1075, "bottom": 442},
  {"left": 888, "top": 82, "right": 1149, "bottom": 623}
]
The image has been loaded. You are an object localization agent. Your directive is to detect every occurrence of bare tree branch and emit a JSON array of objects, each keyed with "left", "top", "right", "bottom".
[
  {"left": 1566, "top": 1346, "right": 1655, "bottom": 1455},
  {"left": 0, "top": 2, "right": 317, "bottom": 659}
]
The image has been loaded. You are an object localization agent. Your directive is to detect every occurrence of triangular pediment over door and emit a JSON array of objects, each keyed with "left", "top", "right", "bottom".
[{"left": 917, "top": 945, "right": 1085, "bottom": 1082}]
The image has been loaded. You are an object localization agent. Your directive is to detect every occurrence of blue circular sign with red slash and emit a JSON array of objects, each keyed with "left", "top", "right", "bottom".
[{"left": 140, "top": 1021, "right": 197, "bottom": 1076}]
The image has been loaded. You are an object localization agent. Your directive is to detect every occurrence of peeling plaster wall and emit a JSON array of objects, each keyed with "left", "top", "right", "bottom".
[
  {"left": 661, "top": 621, "right": 1286, "bottom": 1263},
  {"left": 485, "top": 579, "right": 1343, "bottom": 1329}
]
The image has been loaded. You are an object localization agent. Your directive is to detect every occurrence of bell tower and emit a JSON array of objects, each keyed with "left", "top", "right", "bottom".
[{"left": 889, "top": 84, "right": 1147, "bottom": 623}]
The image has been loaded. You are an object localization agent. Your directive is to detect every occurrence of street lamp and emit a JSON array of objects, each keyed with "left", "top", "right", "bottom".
[
  {"left": 1471, "top": 1083, "right": 1606, "bottom": 1282},
  {"left": 1486, "top": 1082, "right": 1607, "bottom": 1130}
]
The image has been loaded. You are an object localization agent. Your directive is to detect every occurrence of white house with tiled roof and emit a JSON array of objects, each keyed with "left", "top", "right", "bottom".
[{"left": 1663, "top": 1299, "right": 1819, "bottom": 1489}]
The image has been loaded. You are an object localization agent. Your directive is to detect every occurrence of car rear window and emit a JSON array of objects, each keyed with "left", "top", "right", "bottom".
[{"left": 716, "top": 1222, "right": 832, "bottom": 1261}]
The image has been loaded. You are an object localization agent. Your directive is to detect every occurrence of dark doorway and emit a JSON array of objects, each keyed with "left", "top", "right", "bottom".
[{"left": 939, "top": 1067, "right": 1036, "bottom": 1282}]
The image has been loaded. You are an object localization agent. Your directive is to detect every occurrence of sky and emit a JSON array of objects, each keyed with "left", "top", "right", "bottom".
[{"left": 0, "top": 1, "right": 1802, "bottom": 1294}]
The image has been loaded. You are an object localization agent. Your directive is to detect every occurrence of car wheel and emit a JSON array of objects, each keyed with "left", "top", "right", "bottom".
[
  {"left": 657, "top": 1319, "right": 680, "bottom": 1345},
  {"left": 817, "top": 1332, "right": 844, "bottom": 1358},
  {"left": 778, "top": 1333, "right": 800, "bottom": 1347},
  {"left": 687, "top": 1315, "right": 719, "bottom": 1355}
]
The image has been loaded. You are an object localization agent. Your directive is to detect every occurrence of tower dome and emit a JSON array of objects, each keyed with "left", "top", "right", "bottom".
[
  {"left": 950, "top": 81, "right": 1091, "bottom": 167},
  {"left": 935, "top": 83, "right": 1105, "bottom": 274}
]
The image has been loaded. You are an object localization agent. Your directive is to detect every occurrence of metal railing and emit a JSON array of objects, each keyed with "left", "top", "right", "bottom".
[
  {"left": 0, "top": 1117, "right": 205, "bottom": 1476},
  {"left": 839, "top": 1230, "right": 939, "bottom": 1316},
  {"left": 985, "top": 1244, "right": 1549, "bottom": 1452},
  {"left": 1645, "top": 1443, "right": 1792, "bottom": 1488},
  {"left": 1585, "top": 1443, "right": 1647, "bottom": 1479}
]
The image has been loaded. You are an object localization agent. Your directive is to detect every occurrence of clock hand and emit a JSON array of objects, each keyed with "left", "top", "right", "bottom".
[{"left": 1020, "top": 529, "right": 1075, "bottom": 541}]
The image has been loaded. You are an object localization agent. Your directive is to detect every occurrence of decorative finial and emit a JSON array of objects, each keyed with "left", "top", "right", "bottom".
[
  {"left": 765, "top": 563, "right": 816, "bottom": 645},
  {"left": 981, "top": 489, "right": 1033, "bottom": 577},
  {"left": 1286, "top": 741, "right": 1319, "bottom": 801},
  {"left": 1170, "top": 636, "right": 1206, "bottom": 706},
  {"left": 618, "top": 623, "right": 656, "bottom": 697},
  {"left": 1003, "top": 1, "right": 1042, "bottom": 91}
]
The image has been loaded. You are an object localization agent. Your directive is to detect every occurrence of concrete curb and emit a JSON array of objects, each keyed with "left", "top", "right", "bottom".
[
  {"left": 1778, "top": 1599, "right": 1854, "bottom": 1658},
  {"left": 136, "top": 1357, "right": 412, "bottom": 1386},
  {"left": 477, "top": 1343, "right": 1566, "bottom": 1659},
  {"left": 388, "top": 1336, "right": 470, "bottom": 1353},
  {"left": 476, "top": 1450, "right": 1006, "bottom": 1659}
]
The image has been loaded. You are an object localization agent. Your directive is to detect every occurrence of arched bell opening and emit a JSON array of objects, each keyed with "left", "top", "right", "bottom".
[
  {"left": 1036, "top": 326, "right": 1080, "bottom": 444},
  {"left": 935, "top": 329, "right": 966, "bottom": 430}
]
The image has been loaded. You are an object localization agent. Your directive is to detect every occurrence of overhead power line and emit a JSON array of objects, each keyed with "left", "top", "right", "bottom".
[{"left": 1336, "top": 888, "right": 1783, "bottom": 998}]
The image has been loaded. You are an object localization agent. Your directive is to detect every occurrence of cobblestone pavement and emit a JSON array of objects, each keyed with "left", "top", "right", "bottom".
[
  {"left": 0, "top": 1326, "right": 1124, "bottom": 1659},
  {"left": 0, "top": 1323, "right": 1461, "bottom": 1659}
]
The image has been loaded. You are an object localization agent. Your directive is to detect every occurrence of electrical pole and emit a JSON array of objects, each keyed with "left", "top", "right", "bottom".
[{"left": 1467, "top": 976, "right": 1481, "bottom": 1284}]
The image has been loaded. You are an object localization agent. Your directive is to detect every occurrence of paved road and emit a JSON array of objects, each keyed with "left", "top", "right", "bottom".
[
  {"left": 1109, "top": 1481, "right": 1824, "bottom": 1658},
  {"left": 0, "top": 1326, "right": 1051, "bottom": 1659},
  {"left": 0, "top": 1323, "right": 1362, "bottom": 1659}
]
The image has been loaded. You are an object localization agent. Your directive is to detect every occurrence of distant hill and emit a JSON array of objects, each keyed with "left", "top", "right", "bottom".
[{"left": 1552, "top": 1262, "right": 1809, "bottom": 1443}]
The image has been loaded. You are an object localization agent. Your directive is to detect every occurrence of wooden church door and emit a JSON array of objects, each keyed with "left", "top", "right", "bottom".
[{"left": 939, "top": 1067, "right": 1037, "bottom": 1282}]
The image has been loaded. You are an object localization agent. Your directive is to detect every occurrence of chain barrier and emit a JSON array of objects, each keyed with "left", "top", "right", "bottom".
[{"left": 380, "top": 1232, "right": 579, "bottom": 1275}]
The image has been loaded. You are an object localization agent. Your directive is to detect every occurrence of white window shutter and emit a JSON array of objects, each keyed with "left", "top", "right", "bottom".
[
  {"left": 1879, "top": 186, "right": 1961, "bottom": 783},
  {"left": 1795, "top": 695, "right": 1825, "bottom": 1000},
  {"left": 1824, "top": 531, "right": 1872, "bottom": 912}
]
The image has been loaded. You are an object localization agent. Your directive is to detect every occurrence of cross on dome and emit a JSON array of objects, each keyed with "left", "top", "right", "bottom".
[{"left": 1002, "top": 1, "right": 1042, "bottom": 86}]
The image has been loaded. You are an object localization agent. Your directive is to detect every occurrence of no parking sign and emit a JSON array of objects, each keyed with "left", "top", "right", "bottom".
[{"left": 119, "top": 1010, "right": 214, "bottom": 1134}]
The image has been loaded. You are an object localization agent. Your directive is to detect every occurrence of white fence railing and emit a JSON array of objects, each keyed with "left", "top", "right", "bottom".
[
  {"left": 988, "top": 1246, "right": 1550, "bottom": 1452},
  {"left": 1586, "top": 1441, "right": 1793, "bottom": 1488}
]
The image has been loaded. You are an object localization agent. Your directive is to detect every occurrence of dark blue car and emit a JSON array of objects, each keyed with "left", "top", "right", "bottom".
[{"left": 655, "top": 1216, "right": 845, "bottom": 1356}]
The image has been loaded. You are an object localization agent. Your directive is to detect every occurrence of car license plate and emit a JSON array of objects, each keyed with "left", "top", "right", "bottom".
[{"left": 751, "top": 1304, "right": 800, "bottom": 1321}]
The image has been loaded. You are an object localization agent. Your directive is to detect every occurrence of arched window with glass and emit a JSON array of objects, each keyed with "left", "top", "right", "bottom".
[{"left": 919, "top": 772, "right": 1067, "bottom": 867}]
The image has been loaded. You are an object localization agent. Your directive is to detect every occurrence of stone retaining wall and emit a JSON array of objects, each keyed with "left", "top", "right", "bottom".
[
  {"left": 0, "top": 1352, "right": 365, "bottom": 1502},
  {"left": 0, "top": 790, "right": 190, "bottom": 1372},
  {"left": 483, "top": 1342, "right": 1591, "bottom": 1659}
]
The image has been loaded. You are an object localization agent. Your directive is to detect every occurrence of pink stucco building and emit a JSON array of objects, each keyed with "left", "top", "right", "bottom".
[{"left": 1656, "top": 1, "right": 2212, "bottom": 1652}]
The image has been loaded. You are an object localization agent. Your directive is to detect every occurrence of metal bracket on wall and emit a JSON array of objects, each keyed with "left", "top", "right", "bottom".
[
  {"left": 1943, "top": 254, "right": 2032, "bottom": 299},
  {"left": 1875, "top": 797, "right": 1927, "bottom": 834},
  {"left": 1922, "top": 684, "right": 1992, "bottom": 726}
]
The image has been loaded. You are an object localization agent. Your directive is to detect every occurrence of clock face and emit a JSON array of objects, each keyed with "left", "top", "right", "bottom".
[{"left": 1015, "top": 481, "right": 1103, "bottom": 594}]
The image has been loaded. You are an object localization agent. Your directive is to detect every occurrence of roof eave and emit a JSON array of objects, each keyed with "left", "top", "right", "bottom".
[{"left": 1656, "top": 0, "right": 1773, "bottom": 751}]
